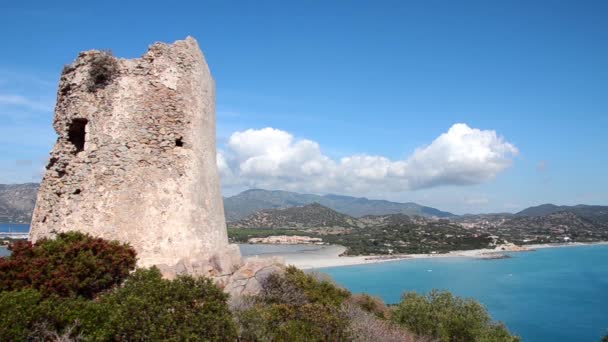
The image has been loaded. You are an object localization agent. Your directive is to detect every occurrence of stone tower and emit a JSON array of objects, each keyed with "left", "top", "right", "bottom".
[{"left": 30, "top": 37, "right": 241, "bottom": 277}]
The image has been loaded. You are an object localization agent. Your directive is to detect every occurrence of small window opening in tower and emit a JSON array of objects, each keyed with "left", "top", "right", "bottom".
[
  {"left": 175, "top": 137, "right": 184, "bottom": 147},
  {"left": 68, "top": 118, "right": 88, "bottom": 153}
]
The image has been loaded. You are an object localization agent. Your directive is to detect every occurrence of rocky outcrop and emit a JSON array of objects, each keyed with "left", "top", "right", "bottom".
[
  {"left": 224, "top": 257, "right": 285, "bottom": 297},
  {"left": 29, "top": 37, "right": 241, "bottom": 278}
]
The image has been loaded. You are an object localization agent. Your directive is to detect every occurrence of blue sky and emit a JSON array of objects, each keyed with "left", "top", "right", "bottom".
[{"left": 1, "top": 0, "right": 607, "bottom": 213}]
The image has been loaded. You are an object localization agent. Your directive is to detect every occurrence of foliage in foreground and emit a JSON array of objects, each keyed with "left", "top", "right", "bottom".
[
  {"left": 0, "top": 231, "right": 136, "bottom": 298},
  {"left": 0, "top": 233, "right": 521, "bottom": 341},
  {"left": 0, "top": 268, "right": 236, "bottom": 341},
  {"left": 392, "top": 290, "right": 520, "bottom": 342},
  {"left": 92, "top": 268, "right": 236, "bottom": 341},
  {"left": 232, "top": 266, "right": 353, "bottom": 341}
]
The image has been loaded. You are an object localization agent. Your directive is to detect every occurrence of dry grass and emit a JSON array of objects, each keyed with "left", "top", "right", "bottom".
[
  {"left": 87, "top": 50, "right": 118, "bottom": 92},
  {"left": 31, "top": 322, "right": 82, "bottom": 342},
  {"left": 343, "top": 303, "right": 433, "bottom": 342}
]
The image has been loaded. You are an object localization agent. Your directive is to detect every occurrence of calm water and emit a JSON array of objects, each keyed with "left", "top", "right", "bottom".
[
  {"left": 322, "top": 245, "right": 608, "bottom": 342},
  {"left": 239, "top": 243, "right": 323, "bottom": 256},
  {"left": 0, "top": 223, "right": 30, "bottom": 233}
]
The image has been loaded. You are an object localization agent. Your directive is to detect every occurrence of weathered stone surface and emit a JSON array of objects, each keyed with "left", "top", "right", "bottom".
[
  {"left": 224, "top": 257, "right": 285, "bottom": 297},
  {"left": 29, "top": 37, "right": 241, "bottom": 275}
]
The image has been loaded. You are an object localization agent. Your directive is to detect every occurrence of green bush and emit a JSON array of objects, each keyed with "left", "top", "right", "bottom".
[
  {"left": 0, "top": 289, "right": 46, "bottom": 340},
  {"left": 92, "top": 267, "right": 236, "bottom": 341},
  {"left": 0, "top": 289, "right": 96, "bottom": 341},
  {"left": 602, "top": 335, "right": 608, "bottom": 342},
  {"left": 0, "top": 231, "right": 136, "bottom": 298},
  {"left": 234, "top": 266, "right": 351, "bottom": 341},
  {"left": 276, "top": 267, "right": 350, "bottom": 306},
  {"left": 0, "top": 268, "right": 237, "bottom": 341},
  {"left": 392, "top": 290, "right": 520, "bottom": 342}
]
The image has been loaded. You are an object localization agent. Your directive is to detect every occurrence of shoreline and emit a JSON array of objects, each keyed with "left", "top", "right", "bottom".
[
  {"left": 254, "top": 241, "right": 608, "bottom": 270},
  {"left": 5, "top": 240, "right": 608, "bottom": 268}
]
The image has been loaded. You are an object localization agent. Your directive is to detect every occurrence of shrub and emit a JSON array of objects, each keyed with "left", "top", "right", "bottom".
[
  {"left": 0, "top": 268, "right": 237, "bottom": 341},
  {"left": 350, "top": 293, "right": 391, "bottom": 319},
  {"left": 602, "top": 335, "right": 608, "bottom": 342},
  {"left": 392, "top": 290, "right": 520, "bottom": 342},
  {"left": 281, "top": 266, "right": 351, "bottom": 306},
  {"left": 91, "top": 267, "right": 237, "bottom": 341},
  {"left": 87, "top": 50, "right": 118, "bottom": 91},
  {"left": 0, "top": 231, "right": 136, "bottom": 298},
  {"left": 233, "top": 266, "right": 351, "bottom": 341},
  {"left": 342, "top": 302, "right": 424, "bottom": 342},
  {"left": 0, "top": 289, "right": 95, "bottom": 341},
  {"left": 0, "top": 289, "right": 46, "bottom": 340}
]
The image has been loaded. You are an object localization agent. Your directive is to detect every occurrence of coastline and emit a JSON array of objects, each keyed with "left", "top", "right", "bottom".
[
  {"left": 257, "top": 241, "right": 608, "bottom": 270},
  {"left": 7, "top": 240, "right": 608, "bottom": 268}
]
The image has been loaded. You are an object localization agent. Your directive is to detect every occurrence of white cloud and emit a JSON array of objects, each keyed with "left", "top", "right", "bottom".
[{"left": 218, "top": 123, "right": 518, "bottom": 195}]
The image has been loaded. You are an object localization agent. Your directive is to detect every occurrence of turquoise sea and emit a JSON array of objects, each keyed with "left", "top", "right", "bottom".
[{"left": 322, "top": 245, "right": 608, "bottom": 342}]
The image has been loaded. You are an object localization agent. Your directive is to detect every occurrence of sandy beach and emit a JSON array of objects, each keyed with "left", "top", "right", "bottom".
[{"left": 242, "top": 241, "right": 608, "bottom": 270}]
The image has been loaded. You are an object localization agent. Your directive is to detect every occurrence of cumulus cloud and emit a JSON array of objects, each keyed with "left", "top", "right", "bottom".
[{"left": 217, "top": 123, "right": 518, "bottom": 195}]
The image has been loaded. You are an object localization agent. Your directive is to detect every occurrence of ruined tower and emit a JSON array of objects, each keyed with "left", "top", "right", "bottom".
[{"left": 30, "top": 37, "right": 241, "bottom": 277}]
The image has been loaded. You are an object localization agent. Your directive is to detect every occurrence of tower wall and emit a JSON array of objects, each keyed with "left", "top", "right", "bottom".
[{"left": 30, "top": 37, "right": 241, "bottom": 276}]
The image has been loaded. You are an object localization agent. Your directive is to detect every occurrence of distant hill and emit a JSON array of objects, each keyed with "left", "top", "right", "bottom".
[
  {"left": 0, "top": 183, "right": 38, "bottom": 224},
  {"left": 230, "top": 203, "right": 362, "bottom": 229},
  {"left": 515, "top": 204, "right": 608, "bottom": 224},
  {"left": 224, "top": 189, "right": 455, "bottom": 221},
  {"left": 2, "top": 183, "right": 608, "bottom": 233},
  {"left": 505, "top": 211, "right": 601, "bottom": 230},
  {"left": 0, "top": 185, "right": 453, "bottom": 224},
  {"left": 230, "top": 203, "right": 448, "bottom": 230}
]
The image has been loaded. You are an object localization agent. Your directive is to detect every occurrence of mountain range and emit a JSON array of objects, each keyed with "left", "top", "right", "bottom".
[
  {"left": 229, "top": 202, "right": 363, "bottom": 229},
  {"left": 224, "top": 188, "right": 455, "bottom": 221},
  {"left": 230, "top": 202, "right": 442, "bottom": 229},
  {"left": 515, "top": 203, "right": 608, "bottom": 223},
  {"left": 1, "top": 183, "right": 607, "bottom": 228},
  {"left": 0, "top": 183, "right": 39, "bottom": 224}
]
